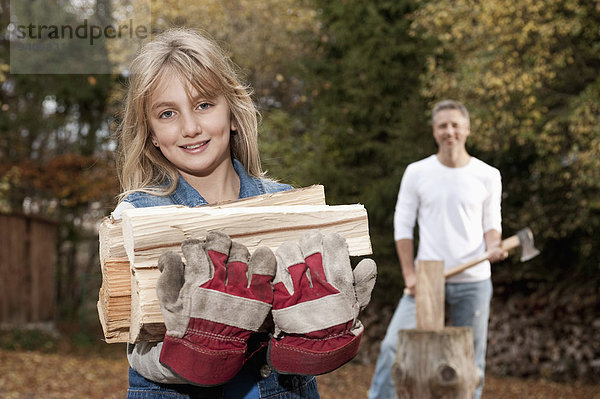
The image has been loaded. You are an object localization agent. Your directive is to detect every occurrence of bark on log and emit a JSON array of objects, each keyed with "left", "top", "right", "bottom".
[
  {"left": 393, "top": 327, "right": 480, "bottom": 399},
  {"left": 393, "top": 260, "right": 479, "bottom": 398}
]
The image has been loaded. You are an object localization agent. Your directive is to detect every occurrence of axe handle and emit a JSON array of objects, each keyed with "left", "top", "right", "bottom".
[{"left": 444, "top": 234, "right": 520, "bottom": 279}]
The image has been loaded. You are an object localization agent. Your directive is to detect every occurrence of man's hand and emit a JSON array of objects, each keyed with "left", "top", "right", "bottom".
[
  {"left": 487, "top": 243, "right": 509, "bottom": 263},
  {"left": 484, "top": 229, "right": 508, "bottom": 263},
  {"left": 403, "top": 272, "right": 417, "bottom": 297},
  {"left": 396, "top": 239, "right": 416, "bottom": 297}
]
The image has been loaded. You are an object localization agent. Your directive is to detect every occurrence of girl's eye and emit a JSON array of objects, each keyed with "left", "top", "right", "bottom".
[
  {"left": 159, "top": 110, "right": 175, "bottom": 119},
  {"left": 197, "top": 102, "right": 212, "bottom": 110}
]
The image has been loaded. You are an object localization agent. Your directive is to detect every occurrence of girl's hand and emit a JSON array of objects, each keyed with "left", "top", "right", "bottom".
[
  {"left": 268, "top": 230, "right": 377, "bottom": 375},
  {"left": 156, "top": 232, "right": 276, "bottom": 386}
]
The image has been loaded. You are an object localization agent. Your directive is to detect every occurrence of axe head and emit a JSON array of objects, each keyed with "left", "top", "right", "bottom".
[{"left": 516, "top": 227, "right": 540, "bottom": 262}]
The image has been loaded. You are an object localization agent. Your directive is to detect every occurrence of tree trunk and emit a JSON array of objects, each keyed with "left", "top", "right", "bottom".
[{"left": 393, "top": 327, "right": 480, "bottom": 399}]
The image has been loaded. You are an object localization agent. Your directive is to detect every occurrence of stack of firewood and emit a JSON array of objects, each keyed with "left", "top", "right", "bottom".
[
  {"left": 97, "top": 185, "right": 373, "bottom": 344},
  {"left": 486, "top": 279, "right": 600, "bottom": 382}
]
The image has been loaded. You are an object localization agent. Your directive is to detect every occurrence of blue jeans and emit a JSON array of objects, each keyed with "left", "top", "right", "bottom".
[
  {"left": 368, "top": 279, "right": 492, "bottom": 399},
  {"left": 127, "top": 366, "right": 319, "bottom": 399}
]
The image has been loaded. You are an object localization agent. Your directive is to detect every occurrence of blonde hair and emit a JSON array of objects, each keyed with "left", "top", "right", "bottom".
[{"left": 115, "top": 28, "right": 264, "bottom": 200}]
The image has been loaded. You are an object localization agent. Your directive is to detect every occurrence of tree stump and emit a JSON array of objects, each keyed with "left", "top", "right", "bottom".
[
  {"left": 393, "top": 327, "right": 479, "bottom": 398},
  {"left": 393, "top": 260, "right": 480, "bottom": 398}
]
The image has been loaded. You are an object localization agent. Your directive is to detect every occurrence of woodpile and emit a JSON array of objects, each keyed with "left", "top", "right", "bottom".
[
  {"left": 97, "top": 185, "right": 373, "bottom": 343},
  {"left": 485, "top": 277, "right": 600, "bottom": 383}
]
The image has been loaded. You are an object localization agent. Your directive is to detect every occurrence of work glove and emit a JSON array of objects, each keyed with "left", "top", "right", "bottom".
[
  {"left": 156, "top": 231, "right": 276, "bottom": 386},
  {"left": 268, "top": 230, "right": 377, "bottom": 375}
]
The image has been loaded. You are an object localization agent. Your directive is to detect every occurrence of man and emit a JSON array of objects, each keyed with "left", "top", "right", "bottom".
[{"left": 368, "top": 100, "right": 507, "bottom": 399}]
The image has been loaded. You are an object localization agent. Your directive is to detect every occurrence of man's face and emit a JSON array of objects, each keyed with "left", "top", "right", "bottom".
[{"left": 432, "top": 109, "right": 470, "bottom": 151}]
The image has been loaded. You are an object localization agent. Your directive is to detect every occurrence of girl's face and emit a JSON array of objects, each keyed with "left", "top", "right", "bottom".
[{"left": 148, "top": 71, "right": 236, "bottom": 179}]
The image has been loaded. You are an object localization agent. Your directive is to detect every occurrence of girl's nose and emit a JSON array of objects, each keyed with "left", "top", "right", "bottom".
[{"left": 181, "top": 112, "right": 201, "bottom": 137}]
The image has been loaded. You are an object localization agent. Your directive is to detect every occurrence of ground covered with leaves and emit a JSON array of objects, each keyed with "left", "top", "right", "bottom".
[{"left": 0, "top": 327, "right": 599, "bottom": 399}]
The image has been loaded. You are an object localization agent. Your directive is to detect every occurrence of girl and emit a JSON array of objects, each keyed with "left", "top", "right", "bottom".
[{"left": 113, "top": 28, "right": 319, "bottom": 398}]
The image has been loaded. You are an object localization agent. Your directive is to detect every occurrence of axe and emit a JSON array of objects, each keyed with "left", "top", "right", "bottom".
[{"left": 444, "top": 227, "right": 540, "bottom": 279}]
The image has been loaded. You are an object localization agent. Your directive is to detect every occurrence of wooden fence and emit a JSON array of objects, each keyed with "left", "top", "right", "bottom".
[{"left": 0, "top": 213, "right": 57, "bottom": 326}]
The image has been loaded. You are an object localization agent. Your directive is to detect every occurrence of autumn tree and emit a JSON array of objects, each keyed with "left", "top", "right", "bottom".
[
  {"left": 290, "top": 0, "right": 437, "bottom": 300},
  {"left": 0, "top": 0, "right": 120, "bottom": 319},
  {"left": 411, "top": 0, "right": 600, "bottom": 279}
]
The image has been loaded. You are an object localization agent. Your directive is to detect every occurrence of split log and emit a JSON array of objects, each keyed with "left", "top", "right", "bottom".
[
  {"left": 99, "top": 185, "right": 326, "bottom": 269},
  {"left": 130, "top": 268, "right": 167, "bottom": 342},
  {"left": 122, "top": 204, "right": 372, "bottom": 269},
  {"left": 97, "top": 185, "right": 326, "bottom": 342},
  {"left": 97, "top": 291, "right": 130, "bottom": 343},
  {"left": 96, "top": 185, "right": 374, "bottom": 343},
  {"left": 416, "top": 260, "right": 445, "bottom": 330},
  {"left": 97, "top": 259, "right": 131, "bottom": 342},
  {"left": 126, "top": 203, "right": 372, "bottom": 343},
  {"left": 211, "top": 184, "right": 326, "bottom": 208},
  {"left": 99, "top": 219, "right": 128, "bottom": 269}
]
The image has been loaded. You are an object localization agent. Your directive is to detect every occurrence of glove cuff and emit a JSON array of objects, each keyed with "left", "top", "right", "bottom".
[
  {"left": 159, "top": 331, "right": 247, "bottom": 386},
  {"left": 267, "top": 329, "right": 362, "bottom": 376}
]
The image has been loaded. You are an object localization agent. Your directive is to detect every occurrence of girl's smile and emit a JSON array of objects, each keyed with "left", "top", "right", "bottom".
[{"left": 181, "top": 141, "right": 208, "bottom": 150}]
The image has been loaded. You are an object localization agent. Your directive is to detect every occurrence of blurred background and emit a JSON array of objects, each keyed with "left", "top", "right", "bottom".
[{"left": 0, "top": 0, "right": 599, "bottom": 397}]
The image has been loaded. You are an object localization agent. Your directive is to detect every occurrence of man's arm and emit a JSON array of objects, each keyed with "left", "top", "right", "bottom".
[
  {"left": 484, "top": 229, "right": 508, "bottom": 263},
  {"left": 396, "top": 239, "right": 416, "bottom": 296},
  {"left": 393, "top": 163, "right": 420, "bottom": 296},
  {"left": 483, "top": 166, "right": 505, "bottom": 264}
]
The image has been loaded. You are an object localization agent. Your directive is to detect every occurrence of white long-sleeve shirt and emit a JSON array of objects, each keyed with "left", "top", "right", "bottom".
[{"left": 394, "top": 155, "right": 502, "bottom": 283}]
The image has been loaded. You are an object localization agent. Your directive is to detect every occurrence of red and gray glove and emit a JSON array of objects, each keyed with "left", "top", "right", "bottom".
[
  {"left": 268, "top": 230, "right": 377, "bottom": 375},
  {"left": 156, "top": 231, "right": 276, "bottom": 386}
]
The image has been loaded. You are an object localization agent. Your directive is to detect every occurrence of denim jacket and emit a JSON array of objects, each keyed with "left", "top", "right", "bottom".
[
  {"left": 122, "top": 159, "right": 319, "bottom": 399},
  {"left": 124, "top": 159, "right": 293, "bottom": 208}
]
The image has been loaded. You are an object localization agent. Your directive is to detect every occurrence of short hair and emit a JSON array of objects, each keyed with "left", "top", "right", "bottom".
[
  {"left": 115, "top": 28, "right": 264, "bottom": 200},
  {"left": 432, "top": 100, "right": 470, "bottom": 125}
]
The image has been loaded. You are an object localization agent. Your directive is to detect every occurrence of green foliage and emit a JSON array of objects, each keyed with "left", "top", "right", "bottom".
[
  {"left": 9, "top": 0, "right": 113, "bottom": 74},
  {"left": 411, "top": 0, "right": 600, "bottom": 278},
  {"left": 148, "top": 0, "right": 319, "bottom": 113},
  {"left": 293, "top": 0, "right": 436, "bottom": 301},
  {"left": 259, "top": 109, "right": 314, "bottom": 187},
  {"left": 0, "top": 328, "right": 59, "bottom": 353}
]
